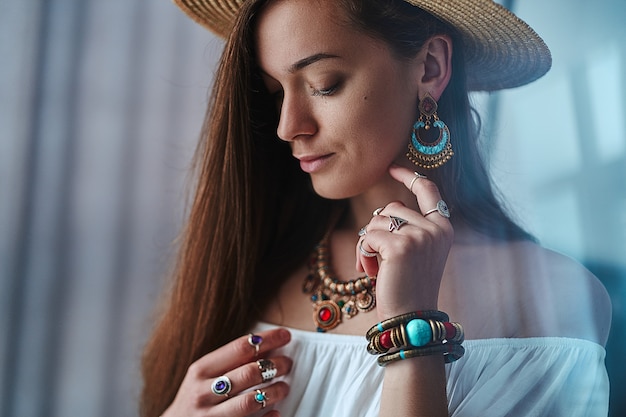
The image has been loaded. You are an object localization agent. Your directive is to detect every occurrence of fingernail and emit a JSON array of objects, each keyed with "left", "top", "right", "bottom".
[{"left": 278, "top": 328, "right": 291, "bottom": 342}]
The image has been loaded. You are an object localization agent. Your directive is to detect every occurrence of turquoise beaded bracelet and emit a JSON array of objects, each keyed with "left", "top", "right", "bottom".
[
  {"left": 367, "top": 319, "right": 464, "bottom": 354},
  {"left": 365, "top": 310, "right": 450, "bottom": 341}
]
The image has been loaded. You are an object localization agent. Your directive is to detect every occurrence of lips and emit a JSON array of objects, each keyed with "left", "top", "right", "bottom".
[{"left": 295, "top": 153, "right": 333, "bottom": 173}]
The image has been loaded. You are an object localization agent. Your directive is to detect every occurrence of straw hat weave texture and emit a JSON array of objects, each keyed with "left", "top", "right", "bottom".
[{"left": 174, "top": 0, "right": 551, "bottom": 91}]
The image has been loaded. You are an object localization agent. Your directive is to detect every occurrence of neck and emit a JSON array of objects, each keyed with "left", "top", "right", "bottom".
[{"left": 343, "top": 171, "right": 420, "bottom": 233}]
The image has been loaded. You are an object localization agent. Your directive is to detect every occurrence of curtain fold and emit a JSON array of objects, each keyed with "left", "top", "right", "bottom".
[{"left": 0, "top": 1, "right": 221, "bottom": 415}]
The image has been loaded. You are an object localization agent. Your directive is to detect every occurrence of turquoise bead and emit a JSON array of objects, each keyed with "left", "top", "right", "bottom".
[
  {"left": 406, "top": 319, "right": 432, "bottom": 347},
  {"left": 256, "top": 393, "right": 264, "bottom": 401}
]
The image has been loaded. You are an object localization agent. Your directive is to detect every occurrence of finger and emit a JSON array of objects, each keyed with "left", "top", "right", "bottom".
[
  {"left": 360, "top": 200, "right": 452, "bottom": 264},
  {"left": 229, "top": 356, "right": 292, "bottom": 394},
  {"left": 210, "top": 381, "right": 290, "bottom": 417},
  {"left": 367, "top": 201, "right": 427, "bottom": 228},
  {"left": 194, "top": 328, "right": 291, "bottom": 378},
  {"left": 356, "top": 202, "right": 418, "bottom": 274},
  {"left": 388, "top": 165, "right": 451, "bottom": 227},
  {"left": 202, "top": 355, "right": 292, "bottom": 406},
  {"left": 356, "top": 236, "right": 380, "bottom": 278}
]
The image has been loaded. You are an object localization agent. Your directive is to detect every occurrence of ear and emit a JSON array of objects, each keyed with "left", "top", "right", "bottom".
[{"left": 415, "top": 35, "right": 452, "bottom": 101}]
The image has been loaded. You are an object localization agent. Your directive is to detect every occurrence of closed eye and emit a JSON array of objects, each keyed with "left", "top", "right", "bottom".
[{"left": 311, "top": 83, "right": 340, "bottom": 97}]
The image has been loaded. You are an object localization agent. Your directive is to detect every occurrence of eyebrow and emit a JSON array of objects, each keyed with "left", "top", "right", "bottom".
[{"left": 288, "top": 53, "right": 340, "bottom": 73}]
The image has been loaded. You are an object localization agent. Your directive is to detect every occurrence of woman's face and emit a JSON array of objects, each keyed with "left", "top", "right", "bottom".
[{"left": 255, "top": 0, "right": 420, "bottom": 199}]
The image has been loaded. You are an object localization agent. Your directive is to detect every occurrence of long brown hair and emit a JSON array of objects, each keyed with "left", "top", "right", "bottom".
[{"left": 141, "top": 0, "right": 532, "bottom": 415}]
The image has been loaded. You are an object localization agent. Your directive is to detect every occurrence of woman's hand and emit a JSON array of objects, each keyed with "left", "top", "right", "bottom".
[
  {"left": 162, "top": 328, "right": 292, "bottom": 417},
  {"left": 356, "top": 164, "right": 454, "bottom": 319}
]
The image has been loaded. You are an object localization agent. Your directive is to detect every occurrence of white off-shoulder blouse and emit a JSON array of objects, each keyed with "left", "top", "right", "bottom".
[{"left": 251, "top": 322, "right": 609, "bottom": 417}]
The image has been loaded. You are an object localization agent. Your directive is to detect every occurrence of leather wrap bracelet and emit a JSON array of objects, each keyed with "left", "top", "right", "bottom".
[{"left": 377, "top": 343, "right": 465, "bottom": 367}]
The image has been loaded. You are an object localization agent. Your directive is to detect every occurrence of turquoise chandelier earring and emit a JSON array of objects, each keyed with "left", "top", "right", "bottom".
[{"left": 406, "top": 92, "right": 454, "bottom": 169}]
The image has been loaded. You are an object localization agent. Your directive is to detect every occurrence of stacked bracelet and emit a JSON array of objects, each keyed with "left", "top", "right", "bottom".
[
  {"left": 365, "top": 310, "right": 449, "bottom": 341},
  {"left": 366, "top": 310, "right": 465, "bottom": 366},
  {"left": 377, "top": 343, "right": 465, "bottom": 367},
  {"left": 367, "top": 319, "right": 464, "bottom": 354}
]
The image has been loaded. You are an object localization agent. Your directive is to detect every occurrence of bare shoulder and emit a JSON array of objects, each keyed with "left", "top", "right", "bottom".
[
  {"left": 518, "top": 242, "right": 612, "bottom": 345},
  {"left": 444, "top": 235, "right": 612, "bottom": 345}
]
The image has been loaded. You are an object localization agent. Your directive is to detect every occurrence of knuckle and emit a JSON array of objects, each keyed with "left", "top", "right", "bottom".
[
  {"left": 241, "top": 362, "right": 261, "bottom": 385},
  {"left": 384, "top": 201, "right": 405, "bottom": 211},
  {"left": 264, "top": 329, "right": 281, "bottom": 348},
  {"left": 428, "top": 220, "right": 453, "bottom": 243},
  {"left": 235, "top": 393, "right": 257, "bottom": 414},
  {"left": 369, "top": 216, "right": 386, "bottom": 230},
  {"left": 388, "top": 235, "right": 413, "bottom": 255},
  {"left": 190, "top": 386, "right": 208, "bottom": 407},
  {"left": 187, "top": 361, "right": 204, "bottom": 379},
  {"left": 420, "top": 179, "right": 441, "bottom": 194},
  {"left": 231, "top": 337, "right": 252, "bottom": 358}
]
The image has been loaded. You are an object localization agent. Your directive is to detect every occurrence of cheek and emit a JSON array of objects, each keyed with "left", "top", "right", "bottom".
[{"left": 355, "top": 95, "right": 415, "bottom": 154}]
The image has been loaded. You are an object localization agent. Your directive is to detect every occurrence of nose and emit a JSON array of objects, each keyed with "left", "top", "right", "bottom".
[{"left": 276, "top": 92, "right": 317, "bottom": 142}]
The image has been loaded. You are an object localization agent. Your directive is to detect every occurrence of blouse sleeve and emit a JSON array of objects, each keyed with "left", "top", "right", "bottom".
[{"left": 446, "top": 338, "right": 609, "bottom": 417}]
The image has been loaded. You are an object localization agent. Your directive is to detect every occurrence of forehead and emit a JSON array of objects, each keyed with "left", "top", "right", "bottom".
[{"left": 254, "top": 0, "right": 378, "bottom": 72}]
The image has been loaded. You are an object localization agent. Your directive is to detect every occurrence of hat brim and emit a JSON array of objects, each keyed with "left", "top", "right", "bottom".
[{"left": 173, "top": 0, "right": 551, "bottom": 91}]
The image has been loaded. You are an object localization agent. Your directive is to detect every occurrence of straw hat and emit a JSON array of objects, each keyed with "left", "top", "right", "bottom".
[{"left": 173, "top": 0, "right": 551, "bottom": 91}]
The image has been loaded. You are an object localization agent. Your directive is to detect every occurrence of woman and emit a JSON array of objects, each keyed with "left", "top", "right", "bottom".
[{"left": 141, "top": 0, "right": 611, "bottom": 416}]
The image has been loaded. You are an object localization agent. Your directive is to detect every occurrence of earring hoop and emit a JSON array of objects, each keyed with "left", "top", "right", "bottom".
[{"left": 406, "top": 93, "right": 454, "bottom": 169}]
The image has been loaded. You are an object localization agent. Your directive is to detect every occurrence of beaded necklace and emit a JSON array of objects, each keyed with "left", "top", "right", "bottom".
[{"left": 302, "top": 238, "right": 376, "bottom": 332}]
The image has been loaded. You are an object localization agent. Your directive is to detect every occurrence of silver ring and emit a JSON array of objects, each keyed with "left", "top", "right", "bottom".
[
  {"left": 409, "top": 172, "right": 427, "bottom": 193},
  {"left": 211, "top": 375, "right": 232, "bottom": 397},
  {"left": 359, "top": 240, "right": 377, "bottom": 257},
  {"left": 257, "top": 359, "right": 277, "bottom": 382},
  {"left": 248, "top": 334, "right": 262, "bottom": 356},
  {"left": 423, "top": 200, "right": 450, "bottom": 219},
  {"left": 388, "top": 216, "right": 408, "bottom": 232},
  {"left": 358, "top": 226, "right": 367, "bottom": 237},
  {"left": 254, "top": 389, "right": 268, "bottom": 408}
]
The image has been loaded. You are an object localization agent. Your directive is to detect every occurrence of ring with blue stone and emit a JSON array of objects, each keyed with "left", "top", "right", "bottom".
[
  {"left": 211, "top": 375, "right": 232, "bottom": 397},
  {"left": 248, "top": 333, "right": 263, "bottom": 356},
  {"left": 254, "top": 389, "right": 268, "bottom": 408}
]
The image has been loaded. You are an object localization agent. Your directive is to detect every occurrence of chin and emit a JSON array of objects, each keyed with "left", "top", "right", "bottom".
[{"left": 310, "top": 178, "right": 361, "bottom": 200}]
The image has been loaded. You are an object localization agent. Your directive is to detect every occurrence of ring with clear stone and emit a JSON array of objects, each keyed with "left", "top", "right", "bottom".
[{"left": 423, "top": 200, "right": 450, "bottom": 219}]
